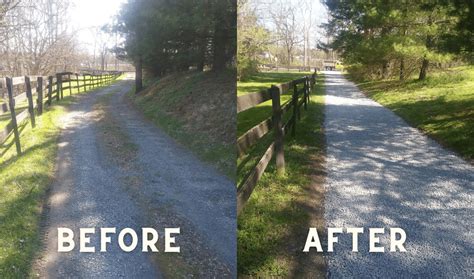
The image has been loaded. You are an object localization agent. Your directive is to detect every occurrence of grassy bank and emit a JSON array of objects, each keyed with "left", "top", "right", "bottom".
[
  {"left": 0, "top": 78, "right": 120, "bottom": 277},
  {"left": 354, "top": 66, "right": 474, "bottom": 161},
  {"left": 128, "top": 70, "right": 236, "bottom": 178},
  {"left": 237, "top": 72, "right": 326, "bottom": 277}
]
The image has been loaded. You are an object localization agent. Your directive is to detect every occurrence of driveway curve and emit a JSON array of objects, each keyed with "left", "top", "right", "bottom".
[{"left": 34, "top": 75, "right": 235, "bottom": 278}]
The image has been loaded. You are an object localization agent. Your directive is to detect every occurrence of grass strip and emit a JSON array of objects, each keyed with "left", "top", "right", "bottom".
[{"left": 237, "top": 73, "right": 326, "bottom": 277}]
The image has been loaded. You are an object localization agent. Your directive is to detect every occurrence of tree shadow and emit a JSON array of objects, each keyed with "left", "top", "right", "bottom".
[{"left": 320, "top": 71, "right": 473, "bottom": 277}]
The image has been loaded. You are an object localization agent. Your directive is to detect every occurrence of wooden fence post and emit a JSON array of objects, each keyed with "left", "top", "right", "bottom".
[
  {"left": 307, "top": 77, "right": 311, "bottom": 104},
  {"left": 6, "top": 77, "right": 21, "bottom": 155},
  {"left": 303, "top": 77, "right": 308, "bottom": 110},
  {"left": 68, "top": 74, "right": 72, "bottom": 95},
  {"left": 56, "top": 74, "right": 63, "bottom": 99},
  {"left": 75, "top": 74, "right": 79, "bottom": 93},
  {"left": 37, "top": 77, "right": 43, "bottom": 115},
  {"left": 291, "top": 82, "right": 298, "bottom": 137},
  {"left": 48, "top": 76, "right": 53, "bottom": 105},
  {"left": 83, "top": 75, "right": 87, "bottom": 92},
  {"left": 271, "top": 85, "right": 285, "bottom": 175},
  {"left": 25, "top": 76, "right": 36, "bottom": 128}
]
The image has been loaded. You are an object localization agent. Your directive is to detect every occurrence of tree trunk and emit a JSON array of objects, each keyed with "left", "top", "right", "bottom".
[
  {"left": 287, "top": 48, "right": 291, "bottom": 69},
  {"left": 419, "top": 17, "right": 433, "bottom": 81},
  {"left": 197, "top": 39, "right": 206, "bottom": 72},
  {"left": 419, "top": 57, "right": 429, "bottom": 80},
  {"left": 101, "top": 53, "right": 106, "bottom": 71},
  {"left": 382, "top": 61, "right": 389, "bottom": 79},
  {"left": 197, "top": 61, "right": 204, "bottom": 72},
  {"left": 399, "top": 58, "right": 405, "bottom": 80},
  {"left": 135, "top": 56, "right": 143, "bottom": 94},
  {"left": 303, "top": 30, "right": 308, "bottom": 67},
  {"left": 212, "top": 10, "right": 227, "bottom": 72}
]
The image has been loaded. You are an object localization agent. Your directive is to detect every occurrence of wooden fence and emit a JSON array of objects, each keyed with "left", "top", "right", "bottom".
[
  {"left": 0, "top": 71, "right": 122, "bottom": 157},
  {"left": 237, "top": 71, "right": 317, "bottom": 215},
  {"left": 260, "top": 64, "right": 315, "bottom": 72}
]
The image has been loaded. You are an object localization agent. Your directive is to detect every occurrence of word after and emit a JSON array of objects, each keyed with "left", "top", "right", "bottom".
[{"left": 303, "top": 227, "right": 407, "bottom": 252}]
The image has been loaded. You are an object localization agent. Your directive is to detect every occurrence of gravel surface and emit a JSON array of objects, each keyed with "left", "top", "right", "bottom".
[
  {"left": 323, "top": 71, "right": 473, "bottom": 278},
  {"left": 34, "top": 75, "right": 236, "bottom": 277},
  {"left": 110, "top": 79, "right": 236, "bottom": 276}
]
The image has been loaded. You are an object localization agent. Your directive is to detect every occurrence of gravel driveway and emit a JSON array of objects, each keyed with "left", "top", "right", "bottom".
[
  {"left": 34, "top": 75, "right": 235, "bottom": 277},
  {"left": 323, "top": 71, "right": 473, "bottom": 278}
]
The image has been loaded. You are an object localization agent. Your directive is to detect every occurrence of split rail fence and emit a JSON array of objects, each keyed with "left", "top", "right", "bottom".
[
  {"left": 0, "top": 71, "right": 122, "bottom": 157},
  {"left": 237, "top": 71, "right": 317, "bottom": 215}
]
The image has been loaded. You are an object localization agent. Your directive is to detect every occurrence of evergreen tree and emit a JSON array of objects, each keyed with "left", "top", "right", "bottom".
[
  {"left": 114, "top": 0, "right": 236, "bottom": 84},
  {"left": 325, "top": 0, "right": 465, "bottom": 80}
]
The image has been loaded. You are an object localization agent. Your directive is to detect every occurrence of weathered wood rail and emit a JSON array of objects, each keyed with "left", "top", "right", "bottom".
[
  {"left": 260, "top": 64, "right": 317, "bottom": 72},
  {"left": 0, "top": 71, "right": 122, "bottom": 157},
  {"left": 237, "top": 71, "right": 317, "bottom": 215}
]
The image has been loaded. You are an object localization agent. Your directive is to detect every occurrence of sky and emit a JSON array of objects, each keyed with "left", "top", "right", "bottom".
[
  {"left": 69, "top": 0, "right": 128, "bottom": 53},
  {"left": 68, "top": 0, "right": 329, "bottom": 53}
]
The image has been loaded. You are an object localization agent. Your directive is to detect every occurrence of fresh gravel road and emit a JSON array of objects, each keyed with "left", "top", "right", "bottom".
[
  {"left": 323, "top": 71, "right": 473, "bottom": 278},
  {"left": 34, "top": 75, "right": 236, "bottom": 278}
]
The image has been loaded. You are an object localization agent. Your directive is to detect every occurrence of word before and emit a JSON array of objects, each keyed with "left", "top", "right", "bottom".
[
  {"left": 303, "top": 227, "right": 407, "bottom": 252},
  {"left": 58, "top": 227, "right": 180, "bottom": 253}
]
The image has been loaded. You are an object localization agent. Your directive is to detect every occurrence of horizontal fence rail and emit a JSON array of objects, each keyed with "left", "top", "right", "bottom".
[
  {"left": 259, "top": 64, "right": 316, "bottom": 72},
  {"left": 0, "top": 71, "right": 122, "bottom": 157},
  {"left": 237, "top": 71, "right": 317, "bottom": 215}
]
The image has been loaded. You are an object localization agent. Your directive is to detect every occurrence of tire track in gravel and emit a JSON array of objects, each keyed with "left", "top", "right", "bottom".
[
  {"left": 323, "top": 71, "right": 473, "bottom": 278},
  {"left": 34, "top": 75, "right": 236, "bottom": 277}
]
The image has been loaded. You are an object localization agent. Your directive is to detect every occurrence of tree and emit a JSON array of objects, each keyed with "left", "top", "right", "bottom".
[
  {"left": 237, "top": 0, "right": 269, "bottom": 80},
  {"left": 0, "top": 0, "right": 78, "bottom": 75},
  {"left": 325, "top": 0, "right": 461, "bottom": 80},
  {"left": 270, "top": 1, "right": 301, "bottom": 67},
  {"left": 114, "top": 0, "right": 236, "bottom": 89},
  {"left": 437, "top": 0, "right": 474, "bottom": 62}
]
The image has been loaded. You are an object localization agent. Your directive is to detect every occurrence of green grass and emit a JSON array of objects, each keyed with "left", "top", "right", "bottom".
[
  {"left": 238, "top": 71, "right": 311, "bottom": 96},
  {"left": 237, "top": 73, "right": 326, "bottom": 277},
  {"left": 0, "top": 77, "right": 119, "bottom": 278},
  {"left": 0, "top": 102, "right": 68, "bottom": 277},
  {"left": 0, "top": 100, "right": 29, "bottom": 130},
  {"left": 129, "top": 70, "right": 235, "bottom": 178},
  {"left": 355, "top": 66, "right": 474, "bottom": 160}
]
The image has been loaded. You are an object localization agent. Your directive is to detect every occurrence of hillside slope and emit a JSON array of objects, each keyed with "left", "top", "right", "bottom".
[{"left": 129, "top": 70, "right": 236, "bottom": 177}]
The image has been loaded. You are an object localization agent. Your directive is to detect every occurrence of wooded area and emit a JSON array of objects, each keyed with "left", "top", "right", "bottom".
[
  {"left": 115, "top": 0, "right": 237, "bottom": 90},
  {"left": 237, "top": 0, "right": 333, "bottom": 80},
  {"left": 0, "top": 0, "right": 128, "bottom": 76},
  {"left": 324, "top": 0, "right": 474, "bottom": 80}
]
